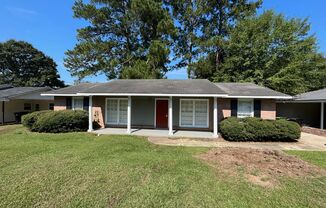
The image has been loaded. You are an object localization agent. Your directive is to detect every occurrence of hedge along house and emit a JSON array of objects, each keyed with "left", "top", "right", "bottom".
[
  {"left": 277, "top": 88, "right": 326, "bottom": 129},
  {"left": 42, "top": 80, "right": 291, "bottom": 137},
  {"left": 0, "top": 84, "right": 54, "bottom": 124}
]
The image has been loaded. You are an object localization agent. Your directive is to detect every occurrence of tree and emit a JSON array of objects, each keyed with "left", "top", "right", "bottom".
[
  {"left": 164, "top": 0, "right": 205, "bottom": 78},
  {"left": 212, "top": 11, "right": 326, "bottom": 95},
  {"left": 193, "top": 0, "right": 262, "bottom": 78},
  {"left": 0, "top": 40, "right": 64, "bottom": 88},
  {"left": 65, "top": 0, "right": 176, "bottom": 80}
]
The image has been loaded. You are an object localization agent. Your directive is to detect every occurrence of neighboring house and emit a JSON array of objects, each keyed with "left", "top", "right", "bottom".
[
  {"left": 277, "top": 88, "right": 326, "bottom": 129},
  {"left": 42, "top": 80, "right": 291, "bottom": 136},
  {"left": 0, "top": 84, "right": 54, "bottom": 124}
]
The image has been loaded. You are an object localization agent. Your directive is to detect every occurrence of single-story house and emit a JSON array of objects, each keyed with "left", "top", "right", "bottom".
[
  {"left": 277, "top": 88, "right": 326, "bottom": 129},
  {"left": 42, "top": 79, "right": 291, "bottom": 136},
  {"left": 0, "top": 84, "right": 54, "bottom": 124}
]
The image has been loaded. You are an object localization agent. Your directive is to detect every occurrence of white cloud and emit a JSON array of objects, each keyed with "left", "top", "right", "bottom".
[{"left": 6, "top": 6, "right": 38, "bottom": 16}]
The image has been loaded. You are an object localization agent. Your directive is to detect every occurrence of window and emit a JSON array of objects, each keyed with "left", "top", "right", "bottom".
[
  {"left": 106, "top": 98, "right": 128, "bottom": 125},
  {"left": 24, "top": 103, "right": 32, "bottom": 111},
  {"left": 49, "top": 103, "right": 54, "bottom": 110},
  {"left": 180, "top": 99, "right": 208, "bottom": 128},
  {"left": 35, "top": 104, "right": 40, "bottom": 111},
  {"left": 72, "top": 97, "right": 84, "bottom": 110},
  {"left": 237, "top": 99, "right": 254, "bottom": 118}
]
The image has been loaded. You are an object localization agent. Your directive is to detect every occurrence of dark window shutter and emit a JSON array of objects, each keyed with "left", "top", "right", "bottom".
[
  {"left": 231, "top": 99, "right": 238, "bottom": 117},
  {"left": 66, "top": 97, "right": 72, "bottom": 110},
  {"left": 83, "top": 97, "right": 89, "bottom": 111},
  {"left": 254, "top": 99, "right": 261, "bottom": 118}
]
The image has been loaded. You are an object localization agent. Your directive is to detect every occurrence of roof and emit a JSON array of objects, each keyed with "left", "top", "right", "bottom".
[
  {"left": 294, "top": 88, "right": 326, "bottom": 101},
  {"left": 0, "top": 87, "right": 52, "bottom": 101},
  {"left": 0, "top": 84, "right": 13, "bottom": 90},
  {"left": 42, "top": 80, "right": 291, "bottom": 99},
  {"left": 43, "top": 83, "right": 98, "bottom": 96},
  {"left": 81, "top": 79, "right": 225, "bottom": 95},
  {"left": 214, "top": 83, "right": 291, "bottom": 99}
]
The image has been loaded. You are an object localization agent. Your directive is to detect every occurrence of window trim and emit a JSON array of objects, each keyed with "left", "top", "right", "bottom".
[
  {"left": 179, "top": 99, "right": 209, "bottom": 128},
  {"left": 105, "top": 98, "right": 128, "bottom": 125},
  {"left": 237, "top": 99, "right": 254, "bottom": 118},
  {"left": 72, "top": 97, "right": 84, "bottom": 110}
]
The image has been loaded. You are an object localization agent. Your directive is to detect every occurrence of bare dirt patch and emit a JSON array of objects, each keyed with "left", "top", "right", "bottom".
[{"left": 197, "top": 147, "right": 326, "bottom": 187}]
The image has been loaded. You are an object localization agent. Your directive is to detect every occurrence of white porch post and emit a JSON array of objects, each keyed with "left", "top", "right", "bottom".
[
  {"left": 213, "top": 97, "right": 218, "bottom": 137},
  {"left": 127, "top": 96, "right": 131, "bottom": 134},
  {"left": 88, "top": 96, "right": 93, "bottom": 132},
  {"left": 168, "top": 96, "right": 173, "bottom": 135},
  {"left": 321, "top": 102, "right": 324, "bottom": 129}
]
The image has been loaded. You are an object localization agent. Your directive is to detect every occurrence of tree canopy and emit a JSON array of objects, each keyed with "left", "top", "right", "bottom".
[
  {"left": 0, "top": 40, "right": 64, "bottom": 88},
  {"left": 65, "top": 0, "right": 176, "bottom": 80},
  {"left": 211, "top": 11, "right": 326, "bottom": 95},
  {"left": 65, "top": 0, "right": 326, "bottom": 95}
]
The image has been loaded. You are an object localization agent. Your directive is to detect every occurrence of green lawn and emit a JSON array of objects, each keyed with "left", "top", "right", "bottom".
[
  {"left": 0, "top": 125, "right": 325, "bottom": 208},
  {"left": 286, "top": 150, "right": 326, "bottom": 168}
]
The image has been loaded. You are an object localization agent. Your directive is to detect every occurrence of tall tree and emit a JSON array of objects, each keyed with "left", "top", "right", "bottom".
[
  {"left": 212, "top": 11, "right": 326, "bottom": 95},
  {"left": 65, "top": 0, "right": 175, "bottom": 80},
  {"left": 164, "top": 0, "right": 205, "bottom": 78},
  {"left": 192, "top": 0, "right": 262, "bottom": 78},
  {"left": 0, "top": 40, "right": 64, "bottom": 88}
]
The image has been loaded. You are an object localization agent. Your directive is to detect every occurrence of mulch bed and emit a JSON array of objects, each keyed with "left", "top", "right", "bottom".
[
  {"left": 196, "top": 147, "right": 326, "bottom": 187},
  {"left": 302, "top": 126, "right": 326, "bottom": 137}
]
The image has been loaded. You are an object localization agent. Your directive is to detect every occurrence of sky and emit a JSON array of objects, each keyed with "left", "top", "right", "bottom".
[{"left": 0, "top": 0, "right": 325, "bottom": 85}]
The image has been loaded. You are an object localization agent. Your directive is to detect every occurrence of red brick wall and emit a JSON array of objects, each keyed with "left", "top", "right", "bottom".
[
  {"left": 261, "top": 99, "right": 276, "bottom": 120},
  {"left": 92, "top": 96, "right": 106, "bottom": 128},
  {"left": 217, "top": 98, "right": 276, "bottom": 121},
  {"left": 218, "top": 98, "right": 231, "bottom": 122},
  {"left": 54, "top": 97, "right": 66, "bottom": 111}
]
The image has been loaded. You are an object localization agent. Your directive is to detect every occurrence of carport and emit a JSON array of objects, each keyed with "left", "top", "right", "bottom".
[{"left": 277, "top": 88, "right": 326, "bottom": 129}]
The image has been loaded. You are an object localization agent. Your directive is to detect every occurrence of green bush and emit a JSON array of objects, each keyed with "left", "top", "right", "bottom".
[
  {"left": 23, "top": 110, "right": 88, "bottom": 133},
  {"left": 220, "top": 117, "right": 301, "bottom": 142},
  {"left": 21, "top": 111, "right": 50, "bottom": 129}
]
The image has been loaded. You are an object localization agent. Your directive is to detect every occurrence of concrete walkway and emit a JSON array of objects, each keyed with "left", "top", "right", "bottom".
[
  {"left": 94, "top": 128, "right": 215, "bottom": 138},
  {"left": 148, "top": 132, "right": 326, "bottom": 151}
]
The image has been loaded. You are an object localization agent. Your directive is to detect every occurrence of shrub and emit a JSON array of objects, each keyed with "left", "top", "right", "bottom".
[
  {"left": 220, "top": 117, "right": 300, "bottom": 142},
  {"left": 21, "top": 111, "right": 50, "bottom": 129},
  {"left": 23, "top": 110, "right": 88, "bottom": 133}
]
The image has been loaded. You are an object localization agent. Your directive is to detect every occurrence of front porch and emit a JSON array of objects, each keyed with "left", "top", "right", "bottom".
[
  {"left": 93, "top": 127, "right": 216, "bottom": 138},
  {"left": 87, "top": 95, "right": 219, "bottom": 137}
]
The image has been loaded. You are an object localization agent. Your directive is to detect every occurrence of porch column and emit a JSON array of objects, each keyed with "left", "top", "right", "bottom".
[
  {"left": 127, "top": 96, "right": 131, "bottom": 134},
  {"left": 168, "top": 96, "right": 173, "bottom": 135},
  {"left": 88, "top": 96, "right": 93, "bottom": 132},
  {"left": 1, "top": 101, "right": 4, "bottom": 125},
  {"left": 213, "top": 97, "right": 218, "bottom": 137},
  {"left": 321, "top": 102, "right": 324, "bottom": 129}
]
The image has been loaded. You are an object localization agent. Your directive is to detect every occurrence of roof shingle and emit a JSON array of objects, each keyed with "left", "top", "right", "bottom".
[
  {"left": 295, "top": 88, "right": 326, "bottom": 101},
  {"left": 214, "top": 83, "right": 291, "bottom": 98},
  {"left": 80, "top": 79, "right": 226, "bottom": 95},
  {"left": 0, "top": 87, "right": 51, "bottom": 101}
]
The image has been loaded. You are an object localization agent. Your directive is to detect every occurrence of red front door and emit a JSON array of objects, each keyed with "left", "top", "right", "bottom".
[{"left": 156, "top": 100, "right": 168, "bottom": 128}]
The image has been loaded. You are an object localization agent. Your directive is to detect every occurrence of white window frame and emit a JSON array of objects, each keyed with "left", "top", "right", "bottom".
[
  {"left": 72, "top": 97, "right": 84, "bottom": 110},
  {"left": 179, "top": 99, "right": 209, "bottom": 128},
  {"left": 237, "top": 99, "right": 254, "bottom": 118},
  {"left": 105, "top": 98, "right": 128, "bottom": 125}
]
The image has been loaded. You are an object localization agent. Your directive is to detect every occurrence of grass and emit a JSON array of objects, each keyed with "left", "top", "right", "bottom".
[
  {"left": 0, "top": 125, "right": 325, "bottom": 208},
  {"left": 286, "top": 150, "right": 326, "bottom": 168}
]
